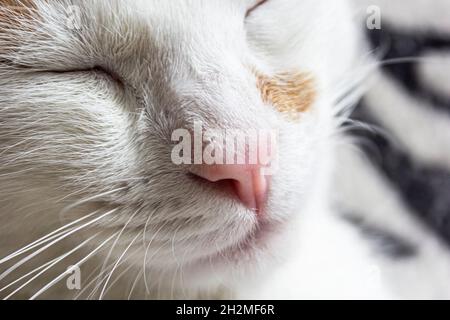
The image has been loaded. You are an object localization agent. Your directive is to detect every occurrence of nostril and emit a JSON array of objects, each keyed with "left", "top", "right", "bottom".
[{"left": 189, "top": 164, "right": 269, "bottom": 213}]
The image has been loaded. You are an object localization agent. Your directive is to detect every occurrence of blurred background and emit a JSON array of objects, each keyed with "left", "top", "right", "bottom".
[{"left": 333, "top": 0, "right": 450, "bottom": 297}]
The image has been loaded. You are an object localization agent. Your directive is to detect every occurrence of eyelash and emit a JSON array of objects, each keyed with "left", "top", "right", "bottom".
[
  {"left": 43, "top": 3, "right": 268, "bottom": 85},
  {"left": 91, "top": 66, "right": 124, "bottom": 85},
  {"left": 49, "top": 66, "right": 124, "bottom": 86},
  {"left": 246, "top": 0, "right": 268, "bottom": 18}
]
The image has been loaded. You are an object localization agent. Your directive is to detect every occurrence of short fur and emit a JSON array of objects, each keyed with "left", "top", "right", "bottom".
[{"left": 0, "top": 0, "right": 428, "bottom": 299}]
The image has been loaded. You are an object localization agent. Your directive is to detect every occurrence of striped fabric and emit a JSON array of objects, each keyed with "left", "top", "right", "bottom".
[{"left": 335, "top": 1, "right": 450, "bottom": 297}]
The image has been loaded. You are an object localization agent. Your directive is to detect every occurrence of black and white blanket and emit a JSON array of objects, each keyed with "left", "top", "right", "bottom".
[{"left": 336, "top": 0, "right": 450, "bottom": 297}]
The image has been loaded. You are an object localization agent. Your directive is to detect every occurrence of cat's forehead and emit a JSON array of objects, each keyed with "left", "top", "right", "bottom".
[
  {"left": 0, "top": 0, "right": 319, "bottom": 65},
  {"left": 0, "top": 0, "right": 250, "bottom": 31},
  {"left": 0, "top": 0, "right": 251, "bottom": 66}
]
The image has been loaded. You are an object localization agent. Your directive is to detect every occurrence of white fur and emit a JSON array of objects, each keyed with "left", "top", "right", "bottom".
[{"left": 1, "top": 0, "right": 435, "bottom": 299}]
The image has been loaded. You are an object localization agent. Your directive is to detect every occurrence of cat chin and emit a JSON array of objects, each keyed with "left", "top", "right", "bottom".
[{"left": 164, "top": 220, "right": 291, "bottom": 291}]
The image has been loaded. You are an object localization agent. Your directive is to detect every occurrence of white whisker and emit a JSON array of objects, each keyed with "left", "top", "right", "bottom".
[
  {"left": 0, "top": 257, "right": 56, "bottom": 294},
  {"left": 93, "top": 263, "right": 135, "bottom": 300},
  {"left": 95, "top": 209, "right": 140, "bottom": 293},
  {"left": 98, "top": 232, "right": 141, "bottom": 300},
  {"left": 143, "top": 221, "right": 170, "bottom": 294},
  {"left": 127, "top": 270, "right": 142, "bottom": 300},
  {"left": 29, "top": 232, "right": 119, "bottom": 300},
  {"left": 71, "top": 262, "right": 103, "bottom": 300},
  {"left": 0, "top": 211, "right": 99, "bottom": 265},
  {"left": 0, "top": 209, "right": 117, "bottom": 281},
  {"left": 60, "top": 187, "right": 127, "bottom": 215},
  {"left": 76, "top": 246, "right": 141, "bottom": 300},
  {"left": 3, "top": 234, "right": 98, "bottom": 300}
]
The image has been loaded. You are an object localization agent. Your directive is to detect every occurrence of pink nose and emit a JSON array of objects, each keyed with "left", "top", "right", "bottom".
[{"left": 190, "top": 164, "right": 270, "bottom": 212}]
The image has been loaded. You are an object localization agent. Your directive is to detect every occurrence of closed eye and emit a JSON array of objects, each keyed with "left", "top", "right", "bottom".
[
  {"left": 47, "top": 66, "right": 124, "bottom": 87},
  {"left": 246, "top": 0, "right": 268, "bottom": 18}
]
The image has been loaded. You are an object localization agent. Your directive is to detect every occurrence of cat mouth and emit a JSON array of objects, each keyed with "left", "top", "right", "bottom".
[{"left": 196, "top": 220, "right": 275, "bottom": 266}]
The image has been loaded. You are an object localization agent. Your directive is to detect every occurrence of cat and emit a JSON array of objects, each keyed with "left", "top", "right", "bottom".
[{"left": 0, "top": 0, "right": 448, "bottom": 300}]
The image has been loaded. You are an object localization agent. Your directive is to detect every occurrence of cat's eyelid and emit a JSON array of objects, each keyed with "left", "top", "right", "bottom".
[
  {"left": 48, "top": 66, "right": 124, "bottom": 86},
  {"left": 245, "top": 0, "right": 268, "bottom": 18}
]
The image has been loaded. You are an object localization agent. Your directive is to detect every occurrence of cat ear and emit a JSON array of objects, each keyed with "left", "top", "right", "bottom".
[
  {"left": 255, "top": 71, "right": 317, "bottom": 120},
  {"left": 0, "top": 0, "right": 37, "bottom": 56}
]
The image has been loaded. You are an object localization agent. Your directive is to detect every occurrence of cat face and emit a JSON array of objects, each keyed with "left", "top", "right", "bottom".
[{"left": 0, "top": 0, "right": 358, "bottom": 295}]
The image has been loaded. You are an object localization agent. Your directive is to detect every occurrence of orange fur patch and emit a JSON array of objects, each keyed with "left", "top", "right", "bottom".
[{"left": 255, "top": 71, "right": 316, "bottom": 120}]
